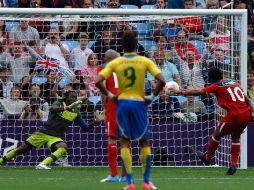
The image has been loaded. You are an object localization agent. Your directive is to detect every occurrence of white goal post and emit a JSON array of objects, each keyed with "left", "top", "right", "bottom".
[{"left": 0, "top": 8, "right": 248, "bottom": 168}]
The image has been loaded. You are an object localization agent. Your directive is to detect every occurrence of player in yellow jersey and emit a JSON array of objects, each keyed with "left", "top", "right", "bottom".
[{"left": 95, "top": 31, "right": 165, "bottom": 190}]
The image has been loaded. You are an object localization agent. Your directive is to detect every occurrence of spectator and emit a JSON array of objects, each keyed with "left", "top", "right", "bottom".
[
  {"left": 58, "top": 3, "right": 80, "bottom": 40},
  {"left": 20, "top": 75, "right": 31, "bottom": 99},
  {"left": 247, "top": 69, "right": 254, "bottom": 101},
  {"left": 9, "top": 20, "right": 40, "bottom": 46},
  {"left": 4, "top": 41, "right": 38, "bottom": 83},
  {"left": 151, "top": 34, "right": 173, "bottom": 61},
  {"left": 0, "top": 85, "right": 27, "bottom": 120},
  {"left": 148, "top": 50, "right": 181, "bottom": 90},
  {"left": 0, "top": 63, "right": 14, "bottom": 99},
  {"left": 0, "top": 20, "right": 8, "bottom": 50},
  {"left": 79, "top": 0, "right": 102, "bottom": 40},
  {"left": 171, "top": 30, "right": 200, "bottom": 64},
  {"left": 154, "top": 0, "right": 167, "bottom": 8},
  {"left": 180, "top": 85, "right": 207, "bottom": 114},
  {"left": 107, "top": 21, "right": 145, "bottom": 55},
  {"left": 40, "top": 70, "right": 62, "bottom": 105},
  {"left": 71, "top": 32, "right": 93, "bottom": 72},
  {"left": 174, "top": 85, "right": 207, "bottom": 122},
  {"left": 218, "top": 0, "right": 231, "bottom": 9},
  {"left": 81, "top": 53, "right": 99, "bottom": 96},
  {"left": 29, "top": 83, "right": 49, "bottom": 120},
  {"left": 30, "top": 0, "right": 50, "bottom": 39},
  {"left": 45, "top": 28, "right": 72, "bottom": 73},
  {"left": 20, "top": 96, "right": 45, "bottom": 120},
  {"left": 106, "top": 0, "right": 121, "bottom": 8},
  {"left": 178, "top": 49, "right": 205, "bottom": 89},
  {"left": 92, "top": 28, "right": 114, "bottom": 63},
  {"left": 174, "top": 0, "right": 203, "bottom": 35},
  {"left": 201, "top": 0, "right": 219, "bottom": 37},
  {"left": 208, "top": 16, "right": 230, "bottom": 53},
  {"left": 81, "top": 0, "right": 94, "bottom": 7}
]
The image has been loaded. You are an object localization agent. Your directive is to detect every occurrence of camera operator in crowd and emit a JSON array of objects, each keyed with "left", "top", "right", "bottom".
[{"left": 20, "top": 96, "right": 45, "bottom": 120}]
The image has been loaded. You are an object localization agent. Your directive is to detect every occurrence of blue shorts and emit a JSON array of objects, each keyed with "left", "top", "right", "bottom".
[{"left": 116, "top": 99, "right": 149, "bottom": 140}]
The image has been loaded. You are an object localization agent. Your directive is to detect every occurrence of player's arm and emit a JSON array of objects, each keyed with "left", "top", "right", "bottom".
[
  {"left": 179, "top": 89, "right": 206, "bottom": 96},
  {"left": 49, "top": 100, "right": 82, "bottom": 113},
  {"left": 74, "top": 114, "right": 96, "bottom": 132},
  {"left": 95, "top": 64, "right": 116, "bottom": 102},
  {"left": 153, "top": 73, "right": 166, "bottom": 97}
]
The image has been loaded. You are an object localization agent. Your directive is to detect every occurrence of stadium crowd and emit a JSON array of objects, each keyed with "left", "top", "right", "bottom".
[{"left": 0, "top": 0, "right": 254, "bottom": 123}]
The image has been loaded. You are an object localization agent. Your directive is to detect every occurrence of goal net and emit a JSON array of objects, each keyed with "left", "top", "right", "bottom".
[{"left": 0, "top": 8, "right": 247, "bottom": 168}]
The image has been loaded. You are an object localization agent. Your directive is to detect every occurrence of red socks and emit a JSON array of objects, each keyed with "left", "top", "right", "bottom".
[
  {"left": 108, "top": 143, "right": 118, "bottom": 177},
  {"left": 231, "top": 141, "right": 240, "bottom": 166},
  {"left": 206, "top": 136, "right": 219, "bottom": 161}
]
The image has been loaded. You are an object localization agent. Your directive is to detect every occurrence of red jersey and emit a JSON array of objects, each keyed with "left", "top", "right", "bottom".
[
  {"left": 174, "top": 42, "right": 200, "bottom": 61},
  {"left": 202, "top": 79, "right": 250, "bottom": 116},
  {"left": 177, "top": 16, "right": 203, "bottom": 33},
  {"left": 97, "top": 65, "right": 118, "bottom": 96}
]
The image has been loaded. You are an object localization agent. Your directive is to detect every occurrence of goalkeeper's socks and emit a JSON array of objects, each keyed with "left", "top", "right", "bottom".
[
  {"left": 0, "top": 149, "right": 18, "bottom": 164},
  {"left": 231, "top": 140, "right": 240, "bottom": 166},
  {"left": 206, "top": 136, "right": 220, "bottom": 161},
  {"left": 42, "top": 147, "right": 67, "bottom": 166},
  {"left": 140, "top": 147, "right": 152, "bottom": 184},
  {"left": 108, "top": 143, "right": 118, "bottom": 177},
  {"left": 121, "top": 148, "right": 134, "bottom": 184}
]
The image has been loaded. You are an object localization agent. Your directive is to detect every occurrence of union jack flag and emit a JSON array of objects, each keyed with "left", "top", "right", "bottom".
[{"left": 35, "top": 55, "right": 60, "bottom": 73}]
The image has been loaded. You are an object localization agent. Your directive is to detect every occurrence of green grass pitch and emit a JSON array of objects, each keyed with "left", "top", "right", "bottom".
[{"left": 1, "top": 167, "right": 254, "bottom": 190}]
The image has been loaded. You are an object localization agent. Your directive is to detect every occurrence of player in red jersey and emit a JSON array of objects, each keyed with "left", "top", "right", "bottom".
[
  {"left": 97, "top": 49, "right": 126, "bottom": 182},
  {"left": 177, "top": 67, "right": 251, "bottom": 175}
]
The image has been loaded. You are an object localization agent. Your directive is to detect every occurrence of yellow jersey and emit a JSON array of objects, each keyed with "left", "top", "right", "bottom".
[{"left": 99, "top": 53, "right": 161, "bottom": 101}]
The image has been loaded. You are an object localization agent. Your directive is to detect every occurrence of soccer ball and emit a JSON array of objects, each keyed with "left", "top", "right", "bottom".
[{"left": 164, "top": 81, "right": 180, "bottom": 96}]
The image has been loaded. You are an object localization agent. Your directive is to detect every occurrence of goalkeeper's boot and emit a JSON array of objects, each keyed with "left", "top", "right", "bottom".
[
  {"left": 142, "top": 182, "right": 157, "bottom": 190},
  {"left": 100, "top": 175, "right": 120, "bottom": 182},
  {"left": 123, "top": 183, "right": 136, "bottom": 190},
  {"left": 226, "top": 166, "right": 237, "bottom": 175},
  {"left": 119, "top": 176, "right": 128, "bottom": 182},
  {"left": 197, "top": 151, "right": 210, "bottom": 166},
  {"left": 36, "top": 163, "right": 51, "bottom": 170}
]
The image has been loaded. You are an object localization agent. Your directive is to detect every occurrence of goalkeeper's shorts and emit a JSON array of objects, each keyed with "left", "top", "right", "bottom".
[
  {"left": 116, "top": 99, "right": 149, "bottom": 141},
  {"left": 26, "top": 132, "right": 64, "bottom": 150}
]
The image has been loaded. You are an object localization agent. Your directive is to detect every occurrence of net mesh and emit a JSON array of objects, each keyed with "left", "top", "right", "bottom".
[{"left": 0, "top": 12, "right": 243, "bottom": 167}]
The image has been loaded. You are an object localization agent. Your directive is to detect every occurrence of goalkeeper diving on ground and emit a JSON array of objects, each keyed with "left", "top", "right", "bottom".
[{"left": 0, "top": 90, "right": 97, "bottom": 169}]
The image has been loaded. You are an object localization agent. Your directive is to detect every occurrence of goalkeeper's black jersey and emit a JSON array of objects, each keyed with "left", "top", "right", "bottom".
[{"left": 38, "top": 100, "right": 82, "bottom": 137}]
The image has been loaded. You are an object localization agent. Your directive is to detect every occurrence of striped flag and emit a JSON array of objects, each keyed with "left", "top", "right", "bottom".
[{"left": 35, "top": 55, "right": 60, "bottom": 73}]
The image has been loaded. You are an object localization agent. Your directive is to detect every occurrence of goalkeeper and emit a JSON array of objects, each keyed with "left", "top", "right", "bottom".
[{"left": 0, "top": 91, "right": 95, "bottom": 169}]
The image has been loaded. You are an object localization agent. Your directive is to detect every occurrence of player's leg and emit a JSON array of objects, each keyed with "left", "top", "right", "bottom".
[
  {"left": 0, "top": 142, "right": 33, "bottom": 165},
  {"left": 205, "top": 125, "right": 222, "bottom": 161},
  {"left": 39, "top": 142, "right": 68, "bottom": 168},
  {"left": 120, "top": 137, "right": 134, "bottom": 186},
  {"left": 101, "top": 110, "right": 120, "bottom": 182},
  {"left": 226, "top": 132, "right": 240, "bottom": 175},
  {"left": 139, "top": 139, "right": 155, "bottom": 190}
]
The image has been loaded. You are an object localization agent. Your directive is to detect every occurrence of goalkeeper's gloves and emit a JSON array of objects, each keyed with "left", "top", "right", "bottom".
[{"left": 65, "top": 100, "right": 82, "bottom": 110}]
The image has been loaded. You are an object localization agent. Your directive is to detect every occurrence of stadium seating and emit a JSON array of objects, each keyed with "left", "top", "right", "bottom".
[
  {"left": 62, "top": 40, "right": 79, "bottom": 51},
  {"left": 189, "top": 40, "right": 206, "bottom": 56},
  {"left": 130, "top": 22, "right": 152, "bottom": 40},
  {"left": 5, "top": 21, "right": 19, "bottom": 32},
  {"left": 138, "top": 40, "right": 157, "bottom": 52},
  {"left": 87, "top": 41, "right": 95, "bottom": 49},
  {"left": 50, "top": 21, "right": 59, "bottom": 29},
  {"left": 120, "top": 4, "right": 139, "bottom": 9},
  {"left": 141, "top": 5, "right": 155, "bottom": 9}
]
